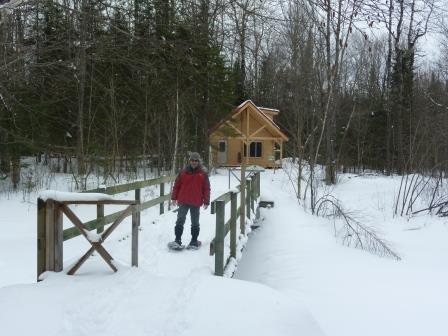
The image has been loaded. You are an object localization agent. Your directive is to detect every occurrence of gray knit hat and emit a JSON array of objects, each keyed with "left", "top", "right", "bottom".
[{"left": 189, "top": 152, "right": 201, "bottom": 161}]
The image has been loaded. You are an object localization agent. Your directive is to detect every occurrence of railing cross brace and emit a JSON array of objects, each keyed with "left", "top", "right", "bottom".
[{"left": 60, "top": 203, "right": 134, "bottom": 275}]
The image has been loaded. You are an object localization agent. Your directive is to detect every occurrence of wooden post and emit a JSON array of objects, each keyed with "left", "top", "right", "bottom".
[
  {"left": 160, "top": 182, "right": 165, "bottom": 214},
  {"left": 97, "top": 204, "right": 105, "bottom": 233},
  {"left": 240, "top": 161, "right": 246, "bottom": 234},
  {"left": 255, "top": 173, "right": 261, "bottom": 220},
  {"left": 215, "top": 200, "right": 225, "bottom": 276},
  {"left": 250, "top": 177, "right": 255, "bottom": 213},
  {"left": 37, "top": 198, "right": 46, "bottom": 281},
  {"left": 230, "top": 192, "right": 237, "bottom": 259},
  {"left": 254, "top": 173, "right": 260, "bottom": 199},
  {"left": 246, "top": 179, "right": 251, "bottom": 219},
  {"left": 135, "top": 188, "right": 141, "bottom": 227},
  {"left": 44, "top": 199, "right": 63, "bottom": 273},
  {"left": 45, "top": 199, "right": 55, "bottom": 271},
  {"left": 131, "top": 205, "right": 138, "bottom": 267},
  {"left": 255, "top": 173, "right": 260, "bottom": 198}
]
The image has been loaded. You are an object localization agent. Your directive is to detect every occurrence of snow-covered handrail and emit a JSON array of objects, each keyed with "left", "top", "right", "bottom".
[{"left": 209, "top": 172, "right": 261, "bottom": 276}]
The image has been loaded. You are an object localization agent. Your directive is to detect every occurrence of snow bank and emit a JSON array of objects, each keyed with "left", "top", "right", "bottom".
[{"left": 0, "top": 270, "right": 324, "bottom": 336}]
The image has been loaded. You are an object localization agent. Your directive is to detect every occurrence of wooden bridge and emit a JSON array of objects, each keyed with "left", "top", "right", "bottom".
[{"left": 37, "top": 172, "right": 261, "bottom": 280}]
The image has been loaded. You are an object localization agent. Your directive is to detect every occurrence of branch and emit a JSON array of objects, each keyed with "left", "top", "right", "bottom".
[{"left": 316, "top": 196, "right": 401, "bottom": 260}]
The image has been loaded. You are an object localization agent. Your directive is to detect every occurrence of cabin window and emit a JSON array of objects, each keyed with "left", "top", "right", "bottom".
[
  {"left": 218, "top": 141, "right": 226, "bottom": 152},
  {"left": 250, "top": 142, "right": 262, "bottom": 158}
]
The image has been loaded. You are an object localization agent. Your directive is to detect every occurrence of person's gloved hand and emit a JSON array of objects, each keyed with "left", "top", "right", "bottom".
[
  {"left": 203, "top": 204, "right": 209, "bottom": 210},
  {"left": 172, "top": 200, "right": 177, "bottom": 207}
]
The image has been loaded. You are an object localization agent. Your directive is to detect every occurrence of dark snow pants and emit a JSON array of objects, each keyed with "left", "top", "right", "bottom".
[{"left": 175, "top": 204, "right": 200, "bottom": 242}]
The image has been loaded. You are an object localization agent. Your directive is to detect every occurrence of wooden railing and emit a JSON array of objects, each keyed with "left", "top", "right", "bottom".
[
  {"left": 209, "top": 172, "right": 260, "bottom": 276},
  {"left": 37, "top": 175, "right": 176, "bottom": 280},
  {"left": 64, "top": 175, "right": 176, "bottom": 240}
]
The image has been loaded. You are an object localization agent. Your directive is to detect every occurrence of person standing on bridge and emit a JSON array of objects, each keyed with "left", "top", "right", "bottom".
[{"left": 170, "top": 152, "right": 210, "bottom": 249}]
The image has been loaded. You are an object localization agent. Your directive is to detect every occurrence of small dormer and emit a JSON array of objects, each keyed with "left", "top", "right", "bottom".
[{"left": 258, "top": 107, "right": 279, "bottom": 121}]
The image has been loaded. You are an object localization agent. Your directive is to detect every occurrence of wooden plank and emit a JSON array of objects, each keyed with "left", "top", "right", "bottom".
[
  {"left": 97, "top": 203, "right": 105, "bottom": 233},
  {"left": 62, "top": 200, "right": 136, "bottom": 205},
  {"left": 210, "top": 205, "right": 241, "bottom": 254},
  {"left": 92, "top": 243, "right": 117, "bottom": 272},
  {"left": 45, "top": 199, "right": 55, "bottom": 271},
  {"left": 249, "top": 125, "right": 267, "bottom": 138},
  {"left": 240, "top": 160, "right": 246, "bottom": 235},
  {"left": 209, "top": 217, "right": 232, "bottom": 250},
  {"left": 246, "top": 179, "right": 251, "bottom": 219},
  {"left": 210, "top": 186, "right": 242, "bottom": 215},
  {"left": 63, "top": 209, "right": 126, "bottom": 240},
  {"left": 250, "top": 177, "right": 255, "bottom": 213},
  {"left": 159, "top": 183, "right": 165, "bottom": 214},
  {"left": 139, "top": 194, "right": 171, "bottom": 212},
  {"left": 67, "top": 246, "right": 95, "bottom": 275},
  {"left": 37, "top": 198, "right": 46, "bottom": 281},
  {"left": 230, "top": 192, "right": 237, "bottom": 259},
  {"left": 135, "top": 188, "right": 141, "bottom": 227},
  {"left": 225, "top": 120, "right": 244, "bottom": 136},
  {"left": 62, "top": 194, "right": 171, "bottom": 241},
  {"left": 61, "top": 204, "right": 90, "bottom": 240},
  {"left": 132, "top": 206, "right": 138, "bottom": 267},
  {"left": 85, "top": 175, "right": 176, "bottom": 195},
  {"left": 53, "top": 202, "right": 63, "bottom": 272},
  {"left": 68, "top": 242, "right": 117, "bottom": 275},
  {"left": 210, "top": 191, "right": 233, "bottom": 213},
  {"left": 214, "top": 200, "right": 225, "bottom": 276},
  {"left": 280, "top": 141, "right": 283, "bottom": 161},
  {"left": 101, "top": 205, "right": 134, "bottom": 240},
  {"left": 246, "top": 109, "right": 250, "bottom": 156},
  {"left": 95, "top": 243, "right": 114, "bottom": 260}
]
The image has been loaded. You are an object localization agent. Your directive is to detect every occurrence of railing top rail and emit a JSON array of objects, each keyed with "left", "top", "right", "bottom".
[
  {"left": 85, "top": 175, "right": 176, "bottom": 195},
  {"left": 211, "top": 185, "right": 241, "bottom": 204},
  {"left": 210, "top": 171, "right": 260, "bottom": 213},
  {"left": 57, "top": 200, "right": 137, "bottom": 205}
]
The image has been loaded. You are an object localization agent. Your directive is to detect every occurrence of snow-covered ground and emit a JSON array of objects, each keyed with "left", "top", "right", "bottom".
[
  {"left": 1, "top": 165, "right": 447, "bottom": 335},
  {"left": 236, "top": 171, "right": 448, "bottom": 336}
]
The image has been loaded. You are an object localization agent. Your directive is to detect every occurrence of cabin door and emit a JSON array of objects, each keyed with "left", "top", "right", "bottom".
[{"left": 217, "top": 140, "right": 227, "bottom": 165}]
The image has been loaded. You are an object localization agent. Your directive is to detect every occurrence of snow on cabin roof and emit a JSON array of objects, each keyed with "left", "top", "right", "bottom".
[
  {"left": 258, "top": 107, "right": 280, "bottom": 113},
  {"left": 236, "top": 99, "right": 253, "bottom": 109}
]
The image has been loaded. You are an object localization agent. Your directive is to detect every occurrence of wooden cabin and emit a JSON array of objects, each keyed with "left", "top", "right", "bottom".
[{"left": 209, "top": 100, "right": 289, "bottom": 168}]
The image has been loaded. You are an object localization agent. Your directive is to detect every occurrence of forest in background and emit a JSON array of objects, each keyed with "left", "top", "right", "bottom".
[{"left": 1, "top": 0, "right": 447, "bottom": 190}]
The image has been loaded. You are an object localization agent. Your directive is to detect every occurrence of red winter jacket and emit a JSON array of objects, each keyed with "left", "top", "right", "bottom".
[{"left": 171, "top": 165, "right": 210, "bottom": 207}]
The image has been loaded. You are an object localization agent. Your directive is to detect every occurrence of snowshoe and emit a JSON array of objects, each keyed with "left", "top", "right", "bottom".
[
  {"left": 167, "top": 240, "right": 184, "bottom": 251},
  {"left": 186, "top": 240, "right": 202, "bottom": 250}
]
